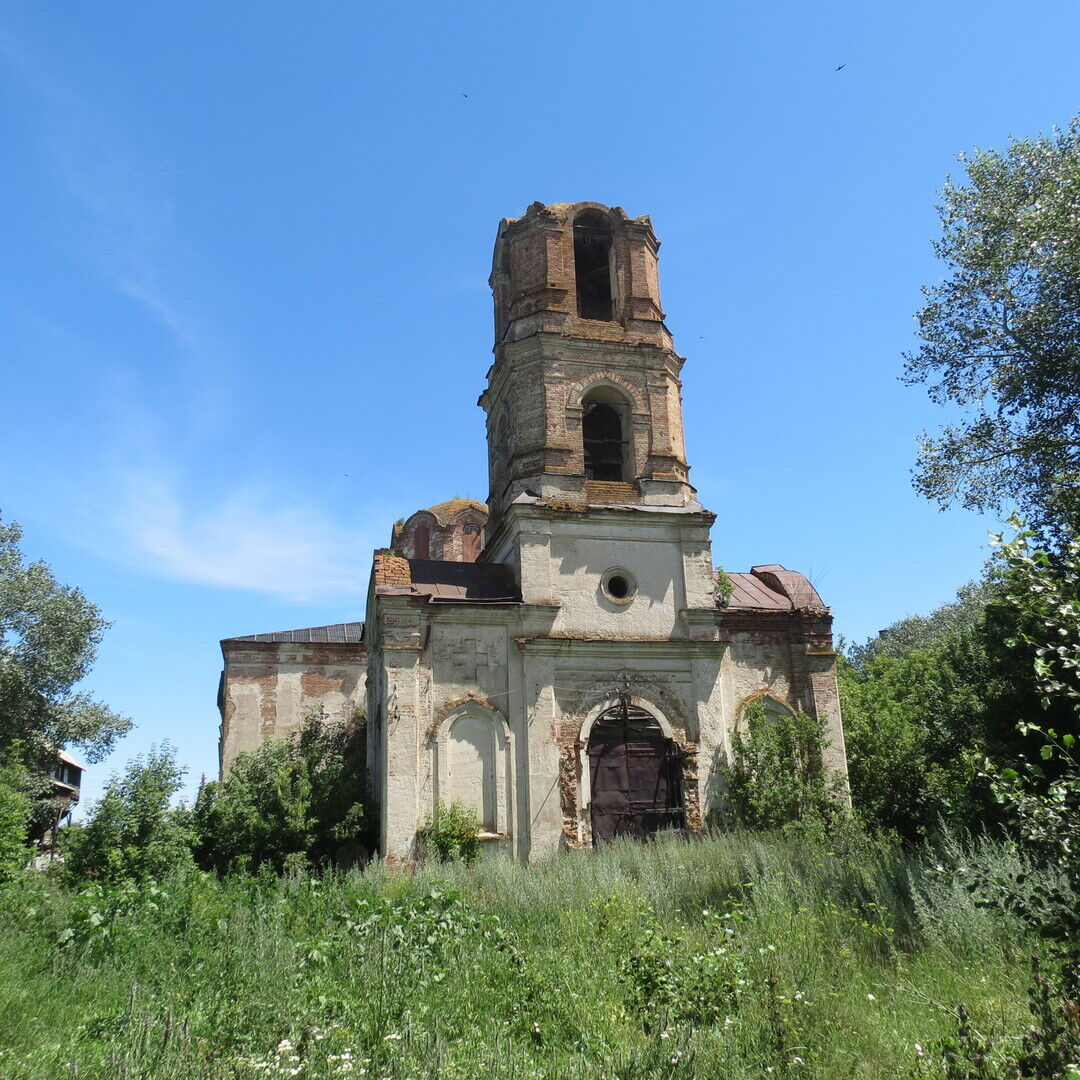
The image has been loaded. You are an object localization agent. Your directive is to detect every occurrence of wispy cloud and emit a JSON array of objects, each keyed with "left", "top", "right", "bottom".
[
  {"left": 3, "top": 25, "right": 377, "bottom": 604},
  {"left": 116, "top": 467, "right": 371, "bottom": 602},
  {"left": 0, "top": 25, "right": 204, "bottom": 352}
]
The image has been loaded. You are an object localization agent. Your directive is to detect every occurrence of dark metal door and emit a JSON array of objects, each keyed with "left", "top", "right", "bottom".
[{"left": 588, "top": 703, "right": 686, "bottom": 844}]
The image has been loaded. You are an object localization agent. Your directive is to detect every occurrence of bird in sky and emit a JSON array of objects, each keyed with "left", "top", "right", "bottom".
[{"left": 834, "top": 64, "right": 846, "bottom": 71}]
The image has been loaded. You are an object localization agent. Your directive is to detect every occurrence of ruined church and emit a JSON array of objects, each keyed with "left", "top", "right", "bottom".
[{"left": 218, "top": 201, "right": 847, "bottom": 862}]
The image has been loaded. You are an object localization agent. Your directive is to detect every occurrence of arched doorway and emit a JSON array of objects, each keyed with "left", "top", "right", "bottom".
[{"left": 587, "top": 702, "right": 686, "bottom": 843}]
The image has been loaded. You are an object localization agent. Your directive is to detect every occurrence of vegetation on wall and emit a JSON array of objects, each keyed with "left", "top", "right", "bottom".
[
  {"left": 418, "top": 799, "right": 483, "bottom": 863},
  {"left": 191, "top": 711, "right": 367, "bottom": 875},
  {"left": 715, "top": 700, "right": 841, "bottom": 832}
]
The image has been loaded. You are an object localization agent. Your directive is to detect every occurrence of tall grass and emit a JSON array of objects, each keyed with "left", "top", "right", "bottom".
[{"left": 0, "top": 831, "right": 1042, "bottom": 1079}]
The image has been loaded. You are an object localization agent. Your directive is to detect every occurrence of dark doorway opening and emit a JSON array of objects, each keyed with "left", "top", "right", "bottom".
[
  {"left": 583, "top": 401, "right": 624, "bottom": 481},
  {"left": 588, "top": 701, "right": 686, "bottom": 844},
  {"left": 574, "top": 214, "right": 614, "bottom": 321}
]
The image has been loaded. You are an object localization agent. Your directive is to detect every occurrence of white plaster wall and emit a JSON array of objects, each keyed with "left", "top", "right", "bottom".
[{"left": 539, "top": 516, "right": 715, "bottom": 640}]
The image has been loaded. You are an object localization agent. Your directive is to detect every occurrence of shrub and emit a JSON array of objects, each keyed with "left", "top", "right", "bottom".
[
  {"left": 716, "top": 701, "right": 843, "bottom": 831},
  {"left": 191, "top": 710, "right": 366, "bottom": 874},
  {"left": 0, "top": 757, "right": 30, "bottom": 881},
  {"left": 419, "top": 799, "right": 482, "bottom": 863}
]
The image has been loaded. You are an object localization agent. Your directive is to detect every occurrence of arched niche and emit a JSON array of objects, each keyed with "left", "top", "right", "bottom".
[
  {"left": 735, "top": 692, "right": 797, "bottom": 733},
  {"left": 431, "top": 703, "right": 512, "bottom": 836}
]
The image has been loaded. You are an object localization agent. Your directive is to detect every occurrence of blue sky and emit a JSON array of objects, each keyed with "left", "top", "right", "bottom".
[{"left": 3, "top": 2, "right": 1078, "bottom": 806}]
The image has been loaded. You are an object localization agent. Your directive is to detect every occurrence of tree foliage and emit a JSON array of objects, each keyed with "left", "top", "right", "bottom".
[
  {"left": 978, "top": 523, "right": 1080, "bottom": 944},
  {"left": 715, "top": 700, "right": 841, "bottom": 831},
  {"left": 0, "top": 513, "right": 131, "bottom": 780},
  {"left": 840, "top": 570, "right": 1069, "bottom": 840},
  {"left": 61, "top": 746, "right": 192, "bottom": 885},
  {"left": 0, "top": 759, "right": 30, "bottom": 881},
  {"left": 845, "top": 580, "right": 994, "bottom": 667},
  {"left": 905, "top": 118, "right": 1080, "bottom": 543},
  {"left": 191, "top": 711, "right": 366, "bottom": 874}
]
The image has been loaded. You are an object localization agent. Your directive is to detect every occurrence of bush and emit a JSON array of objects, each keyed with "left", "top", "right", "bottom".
[
  {"left": 419, "top": 799, "right": 482, "bottom": 863},
  {"left": 191, "top": 710, "right": 366, "bottom": 874},
  {"left": 715, "top": 701, "right": 842, "bottom": 831}
]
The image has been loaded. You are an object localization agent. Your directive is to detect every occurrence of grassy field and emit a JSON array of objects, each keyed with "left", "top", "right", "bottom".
[{"left": 0, "top": 830, "right": 1044, "bottom": 1079}]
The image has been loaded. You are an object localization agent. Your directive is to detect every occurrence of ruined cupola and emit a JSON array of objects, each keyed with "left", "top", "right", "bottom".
[{"left": 479, "top": 202, "right": 695, "bottom": 523}]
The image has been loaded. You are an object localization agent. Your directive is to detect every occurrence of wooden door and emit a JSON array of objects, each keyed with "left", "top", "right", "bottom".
[{"left": 588, "top": 704, "right": 685, "bottom": 844}]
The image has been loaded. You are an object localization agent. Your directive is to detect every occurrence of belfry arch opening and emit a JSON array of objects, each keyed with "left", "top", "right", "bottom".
[
  {"left": 587, "top": 701, "right": 685, "bottom": 844},
  {"left": 573, "top": 210, "right": 614, "bottom": 321},
  {"left": 582, "top": 387, "right": 629, "bottom": 482}
]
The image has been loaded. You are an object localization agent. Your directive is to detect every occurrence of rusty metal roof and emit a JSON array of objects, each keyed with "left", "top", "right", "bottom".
[
  {"left": 725, "top": 573, "right": 794, "bottom": 610},
  {"left": 222, "top": 622, "right": 366, "bottom": 645},
  {"left": 404, "top": 559, "right": 520, "bottom": 603},
  {"left": 722, "top": 566, "right": 828, "bottom": 612}
]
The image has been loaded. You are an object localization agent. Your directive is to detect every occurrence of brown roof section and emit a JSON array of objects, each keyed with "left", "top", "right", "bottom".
[
  {"left": 726, "top": 573, "right": 793, "bottom": 610},
  {"left": 222, "top": 622, "right": 366, "bottom": 645},
  {"left": 722, "top": 565, "right": 827, "bottom": 612},
  {"left": 376, "top": 559, "right": 520, "bottom": 603}
]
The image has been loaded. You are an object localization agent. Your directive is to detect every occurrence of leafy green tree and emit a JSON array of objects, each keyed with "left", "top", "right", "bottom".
[
  {"left": 840, "top": 573, "right": 1063, "bottom": 839},
  {"left": 61, "top": 745, "right": 193, "bottom": 884},
  {"left": 931, "top": 526, "right": 1080, "bottom": 1078},
  {"left": 846, "top": 580, "right": 994, "bottom": 668},
  {"left": 0, "top": 759, "right": 31, "bottom": 881},
  {"left": 905, "top": 117, "right": 1080, "bottom": 544},
  {"left": 840, "top": 640, "right": 998, "bottom": 838},
  {"left": 191, "top": 711, "right": 365, "bottom": 873},
  {"left": 0, "top": 513, "right": 131, "bottom": 791},
  {"left": 980, "top": 523, "right": 1079, "bottom": 941}
]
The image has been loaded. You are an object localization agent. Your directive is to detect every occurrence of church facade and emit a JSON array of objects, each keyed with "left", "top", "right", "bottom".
[{"left": 218, "top": 201, "right": 847, "bottom": 863}]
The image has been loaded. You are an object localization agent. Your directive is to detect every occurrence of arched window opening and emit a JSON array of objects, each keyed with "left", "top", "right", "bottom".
[
  {"left": 574, "top": 212, "right": 614, "bottom": 321},
  {"left": 462, "top": 523, "right": 482, "bottom": 563},
  {"left": 413, "top": 525, "right": 430, "bottom": 560},
  {"left": 588, "top": 701, "right": 685, "bottom": 844},
  {"left": 583, "top": 401, "right": 625, "bottom": 481}
]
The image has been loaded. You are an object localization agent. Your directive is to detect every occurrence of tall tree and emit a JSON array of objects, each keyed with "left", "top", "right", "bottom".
[
  {"left": 0, "top": 513, "right": 131, "bottom": 786},
  {"left": 905, "top": 117, "right": 1080, "bottom": 543}
]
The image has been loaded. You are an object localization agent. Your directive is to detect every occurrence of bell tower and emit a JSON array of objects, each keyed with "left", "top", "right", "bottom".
[{"left": 479, "top": 202, "right": 697, "bottom": 526}]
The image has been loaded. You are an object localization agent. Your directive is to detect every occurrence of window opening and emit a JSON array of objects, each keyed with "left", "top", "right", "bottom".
[
  {"left": 574, "top": 215, "right": 614, "bottom": 321},
  {"left": 413, "top": 525, "right": 430, "bottom": 560},
  {"left": 462, "top": 523, "right": 482, "bottom": 563},
  {"left": 583, "top": 401, "right": 624, "bottom": 481}
]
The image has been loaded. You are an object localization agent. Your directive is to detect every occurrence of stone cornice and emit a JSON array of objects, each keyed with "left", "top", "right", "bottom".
[{"left": 513, "top": 635, "right": 724, "bottom": 659}]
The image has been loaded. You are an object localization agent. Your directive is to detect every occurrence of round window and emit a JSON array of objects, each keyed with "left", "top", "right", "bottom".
[{"left": 601, "top": 568, "right": 637, "bottom": 605}]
